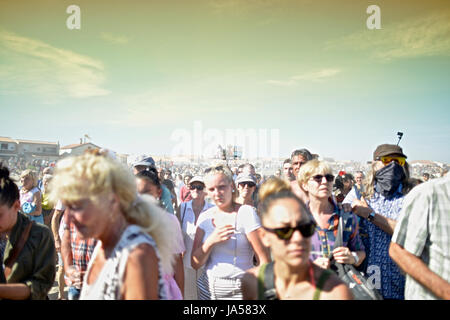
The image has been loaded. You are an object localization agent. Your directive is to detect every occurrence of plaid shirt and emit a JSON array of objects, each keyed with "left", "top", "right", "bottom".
[
  {"left": 69, "top": 223, "right": 97, "bottom": 272},
  {"left": 310, "top": 199, "right": 365, "bottom": 261},
  {"left": 392, "top": 175, "right": 450, "bottom": 300},
  {"left": 62, "top": 212, "right": 97, "bottom": 286}
]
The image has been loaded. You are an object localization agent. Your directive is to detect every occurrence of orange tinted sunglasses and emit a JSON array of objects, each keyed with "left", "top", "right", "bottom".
[{"left": 379, "top": 156, "right": 406, "bottom": 166}]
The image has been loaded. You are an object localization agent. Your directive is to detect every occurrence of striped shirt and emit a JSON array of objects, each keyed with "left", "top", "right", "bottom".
[{"left": 392, "top": 175, "right": 450, "bottom": 300}]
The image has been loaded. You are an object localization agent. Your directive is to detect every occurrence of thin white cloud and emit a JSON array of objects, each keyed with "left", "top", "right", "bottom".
[
  {"left": 266, "top": 68, "right": 341, "bottom": 87},
  {"left": 0, "top": 29, "right": 110, "bottom": 102},
  {"left": 100, "top": 32, "right": 129, "bottom": 45},
  {"left": 327, "top": 10, "right": 450, "bottom": 61}
]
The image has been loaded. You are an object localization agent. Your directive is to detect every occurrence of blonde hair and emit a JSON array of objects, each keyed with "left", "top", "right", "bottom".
[
  {"left": 49, "top": 153, "right": 174, "bottom": 275},
  {"left": 204, "top": 163, "right": 237, "bottom": 202},
  {"left": 297, "top": 159, "right": 333, "bottom": 186},
  {"left": 20, "top": 169, "right": 38, "bottom": 188}
]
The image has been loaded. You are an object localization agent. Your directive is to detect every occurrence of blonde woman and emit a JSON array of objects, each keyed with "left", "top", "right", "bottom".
[
  {"left": 19, "top": 169, "right": 43, "bottom": 224},
  {"left": 191, "top": 165, "right": 270, "bottom": 299},
  {"left": 49, "top": 153, "right": 174, "bottom": 300},
  {"left": 297, "top": 160, "right": 366, "bottom": 271}
]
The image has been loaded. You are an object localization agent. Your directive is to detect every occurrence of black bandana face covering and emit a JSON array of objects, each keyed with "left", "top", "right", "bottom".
[{"left": 374, "top": 162, "right": 406, "bottom": 198}]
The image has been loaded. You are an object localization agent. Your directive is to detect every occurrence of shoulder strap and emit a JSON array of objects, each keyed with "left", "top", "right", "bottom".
[
  {"left": 181, "top": 202, "right": 188, "bottom": 226},
  {"left": 4, "top": 220, "right": 33, "bottom": 280},
  {"left": 257, "top": 263, "right": 268, "bottom": 299},
  {"left": 257, "top": 262, "right": 278, "bottom": 300},
  {"left": 262, "top": 262, "right": 277, "bottom": 300},
  {"left": 313, "top": 269, "right": 333, "bottom": 300},
  {"left": 354, "top": 185, "right": 362, "bottom": 200}
]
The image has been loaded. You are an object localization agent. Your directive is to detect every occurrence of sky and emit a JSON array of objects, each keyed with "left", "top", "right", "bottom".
[{"left": 1, "top": 0, "right": 449, "bottom": 163}]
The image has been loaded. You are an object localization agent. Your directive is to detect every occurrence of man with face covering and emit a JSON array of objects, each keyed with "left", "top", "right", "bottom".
[{"left": 350, "top": 144, "right": 411, "bottom": 300}]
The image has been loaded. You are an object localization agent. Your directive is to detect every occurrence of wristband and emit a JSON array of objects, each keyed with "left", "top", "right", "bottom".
[
  {"left": 351, "top": 252, "right": 360, "bottom": 265},
  {"left": 367, "top": 211, "right": 376, "bottom": 222}
]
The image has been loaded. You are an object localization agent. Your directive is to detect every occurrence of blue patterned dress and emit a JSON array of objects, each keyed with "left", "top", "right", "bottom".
[{"left": 361, "top": 187, "right": 406, "bottom": 299}]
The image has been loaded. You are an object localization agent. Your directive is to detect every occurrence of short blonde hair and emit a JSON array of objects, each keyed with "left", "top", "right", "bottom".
[
  {"left": 297, "top": 159, "right": 333, "bottom": 186},
  {"left": 49, "top": 153, "right": 174, "bottom": 275},
  {"left": 20, "top": 169, "right": 38, "bottom": 188}
]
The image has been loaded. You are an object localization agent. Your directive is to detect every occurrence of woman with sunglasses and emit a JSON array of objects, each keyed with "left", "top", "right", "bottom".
[
  {"left": 235, "top": 173, "right": 257, "bottom": 207},
  {"left": 191, "top": 165, "right": 270, "bottom": 300},
  {"left": 348, "top": 144, "right": 411, "bottom": 300},
  {"left": 242, "top": 178, "right": 352, "bottom": 300},
  {"left": 178, "top": 176, "right": 215, "bottom": 300},
  {"left": 297, "top": 160, "right": 366, "bottom": 272}
]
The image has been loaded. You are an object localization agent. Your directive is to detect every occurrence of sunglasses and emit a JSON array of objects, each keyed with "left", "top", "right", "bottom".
[
  {"left": 239, "top": 182, "right": 256, "bottom": 188},
  {"left": 378, "top": 156, "right": 406, "bottom": 167},
  {"left": 311, "top": 174, "right": 335, "bottom": 183},
  {"left": 263, "top": 221, "right": 316, "bottom": 240},
  {"left": 189, "top": 185, "right": 204, "bottom": 191},
  {"left": 204, "top": 165, "right": 224, "bottom": 174}
]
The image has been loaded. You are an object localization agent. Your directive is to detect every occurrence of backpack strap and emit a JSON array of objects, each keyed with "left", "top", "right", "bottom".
[
  {"left": 257, "top": 262, "right": 278, "bottom": 300},
  {"left": 3, "top": 219, "right": 33, "bottom": 280},
  {"left": 180, "top": 202, "right": 188, "bottom": 227},
  {"left": 312, "top": 269, "right": 333, "bottom": 300}
]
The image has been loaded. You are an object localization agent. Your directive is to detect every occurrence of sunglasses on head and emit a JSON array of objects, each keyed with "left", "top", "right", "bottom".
[
  {"left": 189, "top": 185, "right": 204, "bottom": 191},
  {"left": 378, "top": 156, "right": 406, "bottom": 167},
  {"left": 311, "top": 174, "right": 335, "bottom": 183},
  {"left": 204, "top": 165, "right": 224, "bottom": 174},
  {"left": 263, "top": 221, "right": 316, "bottom": 240},
  {"left": 239, "top": 182, "right": 256, "bottom": 188}
]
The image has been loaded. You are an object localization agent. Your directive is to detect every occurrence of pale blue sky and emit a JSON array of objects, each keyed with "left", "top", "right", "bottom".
[{"left": 1, "top": 0, "right": 449, "bottom": 162}]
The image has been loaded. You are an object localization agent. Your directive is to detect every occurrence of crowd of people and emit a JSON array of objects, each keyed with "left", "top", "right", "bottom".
[{"left": 0, "top": 143, "right": 448, "bottom": 300}]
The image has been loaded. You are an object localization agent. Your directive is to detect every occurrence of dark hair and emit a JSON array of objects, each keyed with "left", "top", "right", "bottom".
[
  {"left": 0, "top": 163, "right": 20, "bottom": 208},
  {"left": 136, "top": 168, "right": 161, "bottom": 189},
  {"left": 290, "top": 149, "right": 313, "bottom": 162},
  {"left": 283, "top": 158, "right": 291, "bottom": 165}
]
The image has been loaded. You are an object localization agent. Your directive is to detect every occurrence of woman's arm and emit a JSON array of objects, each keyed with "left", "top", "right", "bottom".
[
  {"left": 246, "top": 229, "right": 271, "bottom": 265},
  {"left": 122, "top": 243, "right": 160, "bottom": 300},
  {"left": 33, "top": 190, "right": 42, "bottom": 216},
  {"left": 173, "top": 253, "right": 184, "bottom": 298}
]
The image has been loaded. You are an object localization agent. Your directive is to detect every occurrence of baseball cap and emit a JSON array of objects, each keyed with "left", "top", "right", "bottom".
[
  {"left": 133, "top": 155, "right": 156, "bottom": 168},
  {"left": 373, "top": 144, "right": 407, "bottom": 160},
  {"left": 189, "top": 176, "right": 204, "bottom": 185},
  {"left": 235, "top": 173, "right": 257, "bottom": 185}
]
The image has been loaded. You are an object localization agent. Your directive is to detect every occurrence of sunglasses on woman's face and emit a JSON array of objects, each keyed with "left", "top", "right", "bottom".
[
  {"left": 189, "top": 185, "right": 204, "bottom": 191},
  {"left": 239, "top": 182, "right": 256, "bottom": 188},
  {"left": 311, "top": 174, "right": 334, "bottom": 184},
  {"left": 263, "top": 221, "right": 317, "bottom": 240}
]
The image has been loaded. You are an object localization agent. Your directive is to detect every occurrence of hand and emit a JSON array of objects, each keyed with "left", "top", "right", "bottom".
[
  {"left": 55, "top": 240, "right": 61, "bottom": 252},
  {"left": 351, "top": 198, "right": 372, "bottom": 219},
  {"left": 206, "top": 225, "right": 235, "bottom": 247},
  {"left": 66, "top": 265, "right": 82, "bottom": 287},
  {"left": 313, "top": 257, "right": 331, "bottom": 269},
  {"left": 332, "top": 247, "right": 355, "bottom": 264},
  {"left": 342, "top": 203, "right": 352, "bottom": 213}
]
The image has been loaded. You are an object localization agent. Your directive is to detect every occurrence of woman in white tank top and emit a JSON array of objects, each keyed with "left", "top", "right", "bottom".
[{"left": 191, "top": 165, "right": 270, "bottom": 300}]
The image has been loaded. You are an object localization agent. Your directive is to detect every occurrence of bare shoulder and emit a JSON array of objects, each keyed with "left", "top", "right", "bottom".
[
  {"left": 241, "top": 266, "right": 260, "bottom": 300},
  {"left": 314, "top": 265, "right": 353, "bottom": 300},
  {"left": 127, "top": 243, "right": 158, "bottom": 268}
]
